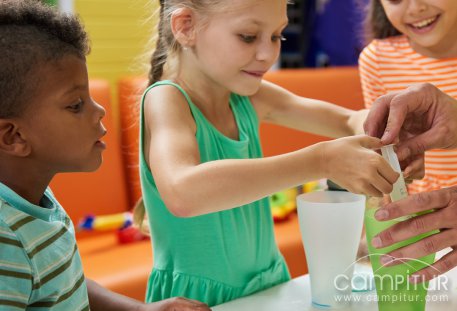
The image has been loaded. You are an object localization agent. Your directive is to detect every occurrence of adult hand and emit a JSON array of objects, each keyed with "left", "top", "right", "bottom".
[
  {"left": 140, "top": 297, "right": 212, "bottom": 311},
  {"left": 364, "top": 83, "right": 457, "bottom": 161},
  {"left": 370, "top": 186, "right": 457, "bottom": 282}
]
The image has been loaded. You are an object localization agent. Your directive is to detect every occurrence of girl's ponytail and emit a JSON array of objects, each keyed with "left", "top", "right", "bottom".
[{"left": 148, "top": 0, "right": 168, "bottom": 86}]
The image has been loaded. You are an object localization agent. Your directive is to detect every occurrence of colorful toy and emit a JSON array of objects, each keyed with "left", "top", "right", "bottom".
[
  {"left": 78, "top": 212, "right": 133, "bottom": 231},
  {"left": 78, "top": 212, "right": 149, "bottom": 244},
  {"left": 270, "top": 187, "right": 298, "bottom": 222},
  {"left": 270, "top": 180, "right": 327, "bottom": 222},
  {"left": 117, "top": 226, "right": 149, "bottom": 244}
]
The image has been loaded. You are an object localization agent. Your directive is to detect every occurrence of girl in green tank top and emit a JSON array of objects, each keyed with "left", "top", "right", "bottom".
[{"left": 135, "top": 0, "right": 400, "bottom": 307}]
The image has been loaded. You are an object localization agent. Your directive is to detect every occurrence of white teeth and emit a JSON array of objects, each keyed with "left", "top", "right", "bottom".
[{"left": 412, "top": 16, "right": 436, "bottom": 28}]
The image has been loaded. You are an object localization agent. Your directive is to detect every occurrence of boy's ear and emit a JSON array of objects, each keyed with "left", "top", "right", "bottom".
[
  {"left": 0, "top": 120, "right": 31, "bottom": 157},
  {"left": 170, "top": 8, "right": 197, "bottom": 47}
]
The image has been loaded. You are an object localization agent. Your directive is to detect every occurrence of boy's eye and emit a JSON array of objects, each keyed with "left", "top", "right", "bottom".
[
  {"left": 272, "top": 34, "right": 286, "bottom": 42},
  {"left": 239, "top": 34, "right": 257, "bottom": 43},
  {"left": 67, "top": 99, "right": 84, "bottom": 113}
]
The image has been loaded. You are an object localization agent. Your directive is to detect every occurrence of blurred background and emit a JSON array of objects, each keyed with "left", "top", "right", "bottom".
[{"left": 42, "top": 0, "right": 369, "bottom": 116}]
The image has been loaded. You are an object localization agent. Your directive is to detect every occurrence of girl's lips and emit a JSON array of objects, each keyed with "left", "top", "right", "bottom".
[{"left": 407, "top": 15, "right": 440, "bottom": 34}]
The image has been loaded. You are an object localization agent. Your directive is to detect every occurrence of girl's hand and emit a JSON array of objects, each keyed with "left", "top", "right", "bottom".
[
  {"left": 140, "top": 297, "right": 211, "bottom": 311},
  {"left": 371, "top": 186, "right": 457, "bottom": 283},
  {"left": 321, "top": 135, "right": 399, "bottom": 196}
]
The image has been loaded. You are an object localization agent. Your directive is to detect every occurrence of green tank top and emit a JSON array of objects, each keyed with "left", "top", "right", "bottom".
[{"left": 140, "top": 81, "right": 290, "bottom": 306}]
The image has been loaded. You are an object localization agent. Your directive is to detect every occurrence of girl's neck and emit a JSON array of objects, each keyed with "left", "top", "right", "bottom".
[
  {"left": 409, "top": 38, "right": 457, "bottom": 59},
  {"left": 174, "top": 74, "right": 232, "bottom": 112}
]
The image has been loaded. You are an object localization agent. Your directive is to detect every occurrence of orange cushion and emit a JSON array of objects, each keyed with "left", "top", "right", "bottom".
[
  {"left": 118, "top": 77, "right": 148, "bottom": 206},
  {"left": 261, "top": 67, "right": 364, "bottom": 156}
]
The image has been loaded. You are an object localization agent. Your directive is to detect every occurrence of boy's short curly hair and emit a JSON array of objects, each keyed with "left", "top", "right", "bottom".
[{"left": 0, "top": 0, "right": 90, "bottom": 118}]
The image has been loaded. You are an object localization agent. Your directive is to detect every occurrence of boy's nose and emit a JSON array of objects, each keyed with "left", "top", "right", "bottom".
[{"left": 94, "top": 100, "right": 106, "bottom": 120}]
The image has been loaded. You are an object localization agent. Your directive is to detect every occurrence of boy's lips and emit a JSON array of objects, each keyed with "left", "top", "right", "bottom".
[
  {"left": 95, "top": 130, "right": 107, "bottom": 149},
  {"left": 242, "top": 70, "right": 267, "bottom": 78},
  {"left": 95, "top": 140, "right": 106, "bottom": 149}
]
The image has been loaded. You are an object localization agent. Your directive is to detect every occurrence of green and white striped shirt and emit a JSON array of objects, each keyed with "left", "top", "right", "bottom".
[{"left": 0, "top": 183, "right": 89, "bottom": 310}]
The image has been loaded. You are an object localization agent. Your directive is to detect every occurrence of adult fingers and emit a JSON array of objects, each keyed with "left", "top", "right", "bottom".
[
  {"left": 396, "top": 130, "right": 440, "bottom": 161},
  {"left": 374, "top": 188, "right": 455, "bottom": 222},
  {"left": 371, "top": 210, "right": 444, "bottom": 250},
  {"left": 410, "top": 249, "right": 457, "bottom": 283},
  {"left": 364, "top": 92, "right": 397, "bottom": 139},
  {"left": 402, "top": 155, "right": 425, "bottom": 180},
  {"left": 379, "top": 230, "right": 457, "bottom": 268}
]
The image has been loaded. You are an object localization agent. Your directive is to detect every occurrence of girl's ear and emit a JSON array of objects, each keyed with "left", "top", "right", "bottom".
[
  {"left": 170, "top": 8, "right": 197, "bottom": 47},
  {"left": 0, "top": 120, "right": 31, "bottom": 157}
]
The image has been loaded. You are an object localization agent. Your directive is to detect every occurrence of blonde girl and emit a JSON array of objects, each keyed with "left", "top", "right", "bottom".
[{"left": 136, "top": 0, "right": 398, "bottom": 306}]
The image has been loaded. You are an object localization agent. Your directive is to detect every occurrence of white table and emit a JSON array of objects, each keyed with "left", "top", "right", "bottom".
[{"left": 213, "top": 265, "right": 457, "bottom": 310}]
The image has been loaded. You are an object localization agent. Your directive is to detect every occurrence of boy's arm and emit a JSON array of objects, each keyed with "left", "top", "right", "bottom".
[{"left": 86, "top": 279, "right": 210, "bottom": 311}]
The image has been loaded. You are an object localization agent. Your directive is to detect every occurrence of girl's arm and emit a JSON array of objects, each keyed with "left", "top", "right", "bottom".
[
  {"left": 250, "top": 80, "right": 367, "bottom": 137},
  {"left": 143, "top": 86, "right": 398, "bottom": 218}
]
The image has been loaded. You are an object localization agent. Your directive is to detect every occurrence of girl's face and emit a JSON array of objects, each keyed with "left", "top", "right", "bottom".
[
  {"left": 380, "top": 0, "right": 457, "bottom": 58},
  {"left": 191, "top": 0, "right": 288, "bottom": 95},
  {"left": 20, "top": 55, "right": 107, "bottom": 174}
]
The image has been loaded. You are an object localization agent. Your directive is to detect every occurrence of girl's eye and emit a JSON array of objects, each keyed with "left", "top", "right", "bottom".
[
  {"left": 239, "top": 34, "right": 257, "bottom": 43},
  {"left": 272, "top": 34, "right": 286, "bottom": 42},
  {"left": 67, "top": 99, "right": 84, "bottom": 113}
]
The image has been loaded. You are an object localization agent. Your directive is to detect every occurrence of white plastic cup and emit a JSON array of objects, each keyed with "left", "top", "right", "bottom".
[{"left": 297, "top": 191, "right": 366, "bottom": 309}]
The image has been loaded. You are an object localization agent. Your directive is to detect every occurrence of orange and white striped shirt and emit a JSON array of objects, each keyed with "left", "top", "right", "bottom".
[{"left": 359, "top": 35, "right": 457, "bottom": 194}]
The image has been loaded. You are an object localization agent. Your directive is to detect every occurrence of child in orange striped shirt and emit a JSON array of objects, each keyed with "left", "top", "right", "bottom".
[{"left": 359, "top": 0, "right": 457, "bottom": 194}]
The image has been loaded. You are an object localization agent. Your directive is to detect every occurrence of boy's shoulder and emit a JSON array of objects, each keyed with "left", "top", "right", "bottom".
[
  {"left": 0, "top": 200, "right": 32, "bottom": 267},
  {"left": 0, "top": 198, "right": 29, "bottom": 232}
]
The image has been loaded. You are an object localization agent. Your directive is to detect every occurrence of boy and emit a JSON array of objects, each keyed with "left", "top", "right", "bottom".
[{"left": 0, "top": 1, "right": 209, "bottom": 310}]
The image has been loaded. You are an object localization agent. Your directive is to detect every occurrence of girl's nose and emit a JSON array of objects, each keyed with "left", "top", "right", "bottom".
[
  {"left": 256, "top": 41, "right": 280, "bottom": 64},
  {"left": 408, "top": 0, "right": 427, "bottom": 15}
]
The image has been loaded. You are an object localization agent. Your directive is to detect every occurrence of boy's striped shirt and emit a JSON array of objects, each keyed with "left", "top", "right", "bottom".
[
  {"left": 0, "top": 184, "right": 89, "bottom": 310},
  {"left": 359, "top": 35, "right": 457, "bottom": 193}
]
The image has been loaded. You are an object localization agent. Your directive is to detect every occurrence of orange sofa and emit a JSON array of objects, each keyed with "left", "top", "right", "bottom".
[{"left": 50, "top": 67, "right": 364, "bottom": 301}]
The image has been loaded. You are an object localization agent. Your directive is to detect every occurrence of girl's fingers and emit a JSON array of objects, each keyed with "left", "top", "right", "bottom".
[
  {"left": 372, "top": 172, "right": 394, "bottom": 195},
  {"left": 377, "top": 155, "right": 401, "bottom": 185}
]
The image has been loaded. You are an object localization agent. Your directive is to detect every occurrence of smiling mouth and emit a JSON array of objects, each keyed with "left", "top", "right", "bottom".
[{"left": 410, "top": 15, "right": 439, "bottom": 29}]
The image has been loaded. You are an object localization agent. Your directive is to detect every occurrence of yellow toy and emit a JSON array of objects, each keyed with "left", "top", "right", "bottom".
[{"left": 270, "top": 187, "right": 298, "bottom": 222}]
